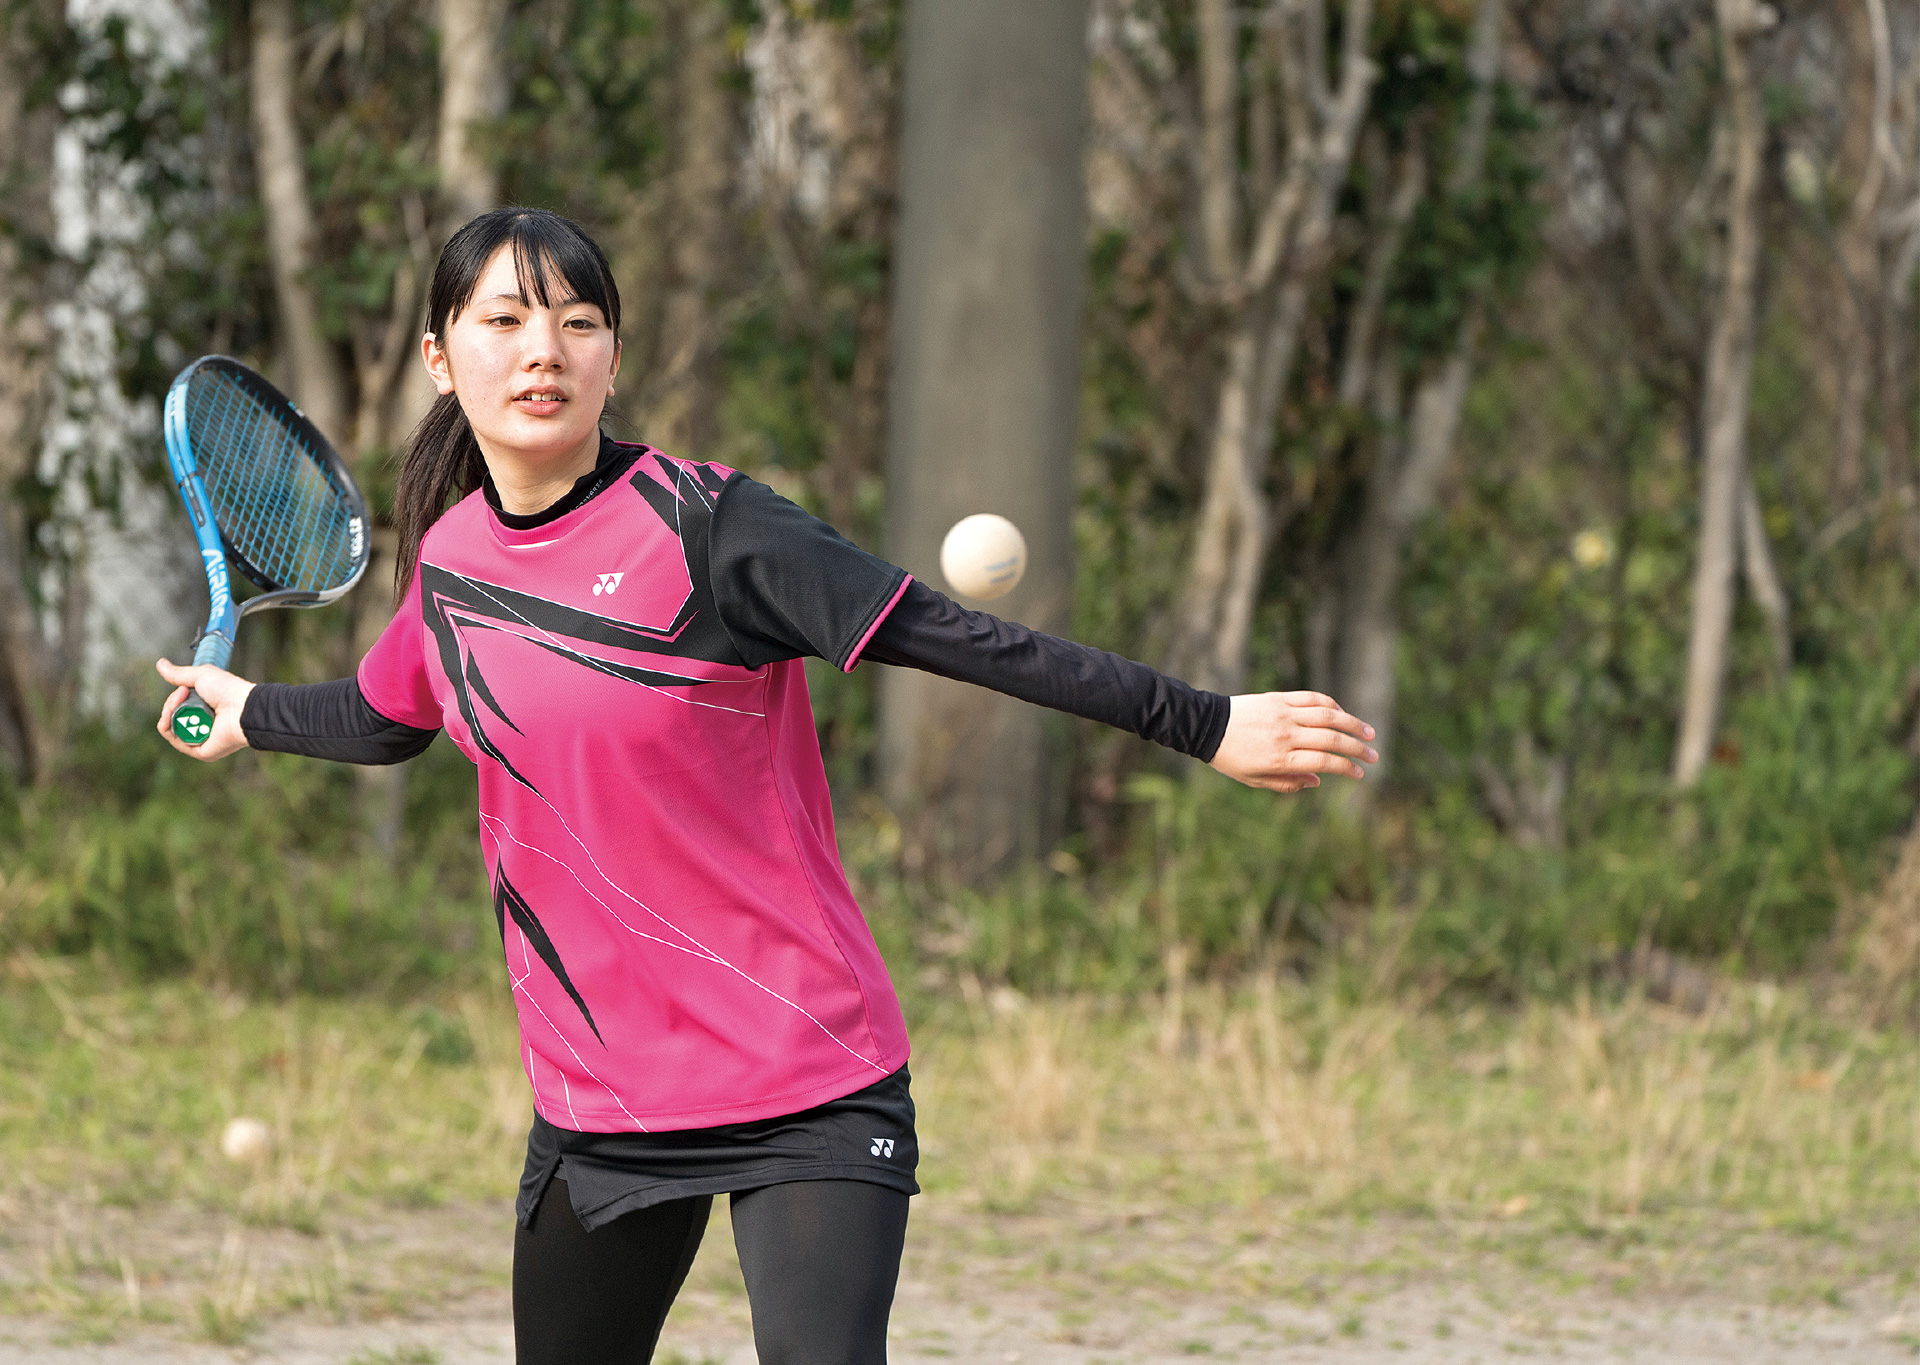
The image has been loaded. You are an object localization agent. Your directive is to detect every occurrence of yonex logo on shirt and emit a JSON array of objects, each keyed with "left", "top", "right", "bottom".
[
  {"left": 592, "top": 572, "right": 625, "bottom": 596},
  {"left": 869, "top": 1137, "right": 895, "bottom": 1157}
]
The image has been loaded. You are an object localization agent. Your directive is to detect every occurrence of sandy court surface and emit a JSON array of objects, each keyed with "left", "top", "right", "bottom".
[
  {"left": 0, "top": 1194, "right": 1914, "bottom": 1363},
  {"left": 1, "top": 1292, "right": 1916, "bottom": 1363}
]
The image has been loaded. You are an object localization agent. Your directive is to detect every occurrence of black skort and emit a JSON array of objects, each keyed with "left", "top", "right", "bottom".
[{"left": 517, "top": 1065, "right": 919, "bottom": 1231}]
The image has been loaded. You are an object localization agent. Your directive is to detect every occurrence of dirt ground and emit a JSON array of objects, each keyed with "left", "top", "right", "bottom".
[{"left": 0, "top": 1193, "right": 1915, "bottom": 1363}]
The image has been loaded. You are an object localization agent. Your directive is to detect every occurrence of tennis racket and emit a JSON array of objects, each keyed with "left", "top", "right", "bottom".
[{"left": 163, "top": 356, "right": 370, "bottom": 745}]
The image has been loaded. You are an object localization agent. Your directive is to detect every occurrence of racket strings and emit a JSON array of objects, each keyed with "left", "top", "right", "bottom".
[
  {"left": 185, "top": 369, "right": 359, "bottom": 593},
  {"left": 201, "top": 380, "right": 338, "bottom": 583}
]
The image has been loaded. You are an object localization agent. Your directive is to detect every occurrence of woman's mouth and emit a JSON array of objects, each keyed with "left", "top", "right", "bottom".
[{"left": 513, "top": 389, "right": 567, "bottom": 415}]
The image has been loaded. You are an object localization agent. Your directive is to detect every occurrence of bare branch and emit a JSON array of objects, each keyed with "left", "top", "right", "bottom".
[
  {"left": 1197, "top": 0, "right": 1240, "bottom": 282},
  {"left": 1448, "top": 0, "right": 1504, "bottom": 200},
  {"left": 1859, "top": 0, "right": 1898, "bottom": 220},
  {"left": 1392, "top": 309, "right": 1485, "bottom": 528},
  {"left": 251, "top": 0, "right": 351, "bottom": 449},
  {"left": 1338, "top": 139, "right": 1427, "bottom": 409},
  {"left": 1249, "top": 25, "right": 1276, "bottom": 210},
  {"left": 1675, "top": 0, "right": 1770, "bottom": 787},
  {"left": 1242, "top": 162, "right": 1312, "bottom": 298},
  {"left": 1739, "top": 472, "right": 1791, "bottom": 678},
  {"left": 1302, "top": 0, "right": 1329, "bottom": 122}
]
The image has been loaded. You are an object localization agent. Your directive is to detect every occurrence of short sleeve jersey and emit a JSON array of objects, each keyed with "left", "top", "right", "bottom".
[{"left": 360, "top": 443, "right": 913, "bottom": 1131}]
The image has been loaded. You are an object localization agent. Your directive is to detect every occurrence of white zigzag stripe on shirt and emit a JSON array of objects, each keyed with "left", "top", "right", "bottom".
[
  {"left": 479, "top": 810, "right": 889, "bottom": 1083},
  {"left": 509, "top": 913, "right": 645, "bottom": 1130}
]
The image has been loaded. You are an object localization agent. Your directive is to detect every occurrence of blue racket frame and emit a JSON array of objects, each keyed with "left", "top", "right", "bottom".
[{"left": 162, "top": 356, "right": 370, "bottom": 740}]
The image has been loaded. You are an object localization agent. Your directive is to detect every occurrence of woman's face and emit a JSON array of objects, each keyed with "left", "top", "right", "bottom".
[{"left": 423, "top": 243, "right": 620, "bottom": 470}]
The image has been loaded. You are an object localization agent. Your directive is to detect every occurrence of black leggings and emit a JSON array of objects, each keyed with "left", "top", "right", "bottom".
[{"left": 513, "top": 1176, "right": 909, "bottom": 1364}]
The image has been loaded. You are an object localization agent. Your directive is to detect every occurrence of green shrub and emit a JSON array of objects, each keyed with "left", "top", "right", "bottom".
[{"left": 2, "top": 726, "right": 494, "bottom": 994}]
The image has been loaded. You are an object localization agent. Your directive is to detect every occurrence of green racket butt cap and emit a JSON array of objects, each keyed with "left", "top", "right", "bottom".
[{"left": 173, "top": 703, "right": 215, "bottom": 745}]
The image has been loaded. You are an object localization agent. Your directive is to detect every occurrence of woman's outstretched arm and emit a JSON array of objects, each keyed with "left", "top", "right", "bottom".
[{"left": 861, "top": 582, "right": 1374, "bottom": 792}]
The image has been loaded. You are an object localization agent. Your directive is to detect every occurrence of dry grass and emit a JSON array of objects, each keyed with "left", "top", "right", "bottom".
[
  {"left": 0, "top": 955, "right": 1917, "bottom": 1340},
  {"left": 915, "top": 973, "right": 1920, "bottom": 1229}
]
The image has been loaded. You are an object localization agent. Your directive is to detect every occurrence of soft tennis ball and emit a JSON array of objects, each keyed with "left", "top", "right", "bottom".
[
  {"left": 940, "top": 514, "right": 1027, "bottom": 601},
  {"left": 220, "top": 1116, "right": 272, "bottom": 1164}
]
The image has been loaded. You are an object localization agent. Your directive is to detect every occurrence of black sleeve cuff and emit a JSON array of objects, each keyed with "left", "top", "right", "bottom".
[
  {"left": 862, "top": 581, "right": 1232, "bottom": 762},
  {"left": 241, "top": 677, "right": 439, "bottom": 766}
]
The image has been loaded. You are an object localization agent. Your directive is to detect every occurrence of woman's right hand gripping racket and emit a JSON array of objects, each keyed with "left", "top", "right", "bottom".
[{"left": 161, "top": 357, "right": 370, "bottom": 747}]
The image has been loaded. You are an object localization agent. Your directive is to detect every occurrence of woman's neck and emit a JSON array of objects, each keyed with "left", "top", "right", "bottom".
[{"left": 482, "top": 432, "right": 603, "bottom": 516}]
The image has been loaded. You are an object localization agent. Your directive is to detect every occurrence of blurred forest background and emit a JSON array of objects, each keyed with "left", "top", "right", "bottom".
[{"left": 3, "top": 0, "right": 1920, "bottom": 1015}]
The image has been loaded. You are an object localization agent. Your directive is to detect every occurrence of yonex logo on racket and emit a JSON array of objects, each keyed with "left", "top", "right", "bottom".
[
  {"left": 869, "top": 1138, "right": 894, "bottom": 1157},
  {"left": 592, "top": 572, "right": 624, "bottom": 596}
]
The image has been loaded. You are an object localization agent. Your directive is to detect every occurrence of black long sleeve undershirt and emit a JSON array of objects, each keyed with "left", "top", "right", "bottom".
[
  {"left": 238, "top": 583, "right": 1230, "bottom": 766},
  {"left": 861, "top": 581, "right": 1229, "bottom": 761},
  {"left": 241, "top": 677, "right": 437, "bottom": 765}
]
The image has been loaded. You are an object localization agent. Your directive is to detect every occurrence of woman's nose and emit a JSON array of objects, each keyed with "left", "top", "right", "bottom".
[{"left": 522, "top": 316, "right": 566, "bottom": 366}]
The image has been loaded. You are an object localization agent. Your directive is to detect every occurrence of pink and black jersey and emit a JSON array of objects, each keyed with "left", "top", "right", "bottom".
[
  {"left": 241, "top": 436, "right": 1231, "bottom": 1145},
  {"left": 356, "top": 442, "right": 912, "bottom": 1131}
]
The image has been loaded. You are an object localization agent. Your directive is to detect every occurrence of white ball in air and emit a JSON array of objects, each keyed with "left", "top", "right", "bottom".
[
  {"left": 940, "top": 514, "right": 1027, "bottom": 601},
  {"left": 220, "top": 1117, "right": 272, "bottom": 1164}
]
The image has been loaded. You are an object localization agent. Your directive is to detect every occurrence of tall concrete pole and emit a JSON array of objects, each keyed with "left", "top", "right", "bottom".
[{"left": 877, "top": 0, "right": 1088, "bottom": 875}]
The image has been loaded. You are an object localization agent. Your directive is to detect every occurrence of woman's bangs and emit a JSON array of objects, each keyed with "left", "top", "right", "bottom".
[{"left": 508, "top": 221, "right": 619, "bottom": 332}]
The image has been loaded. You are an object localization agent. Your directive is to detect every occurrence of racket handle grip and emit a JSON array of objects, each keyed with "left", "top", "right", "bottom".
[
  {"left": 173, "top": 689, "right": 216, "bottom": 746},
  {"left": 175, "top": 633, "right": 231, "bottom": 745},
  {"left": 192, "top": 632, "right": 234, "bottom": 669}
]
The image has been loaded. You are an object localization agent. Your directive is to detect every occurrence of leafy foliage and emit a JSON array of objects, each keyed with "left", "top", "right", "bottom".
[{"left": 10, "top": 0, "right": 1918, "bottom": 1004}]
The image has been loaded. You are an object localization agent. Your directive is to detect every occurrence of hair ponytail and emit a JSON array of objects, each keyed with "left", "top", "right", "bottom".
[
  {"left": 390, "top": 206, "right": 623, "bottom": 596},
  {"left": 393, "top": 392, "right": 488, "bottom": 597}
]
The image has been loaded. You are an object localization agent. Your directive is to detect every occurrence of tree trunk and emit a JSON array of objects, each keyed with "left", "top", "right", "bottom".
[
  {"left": 251, "top": 0, "right": 351, "bottom": 450},
  {"left": 0, "top": 0, "right": 71, "bottom": 781},
  {"left": 391, "top": 0, "right": 510, "bottom": 457},
  {"left": 1336, "top": 313, "right": 1482, "bottom": 778},
  {"left": 1169, "top": 0, "right": 1377, "bottom": 696},
  {"left": 1674, "top": 0, "right": 1773, "bottom": 789},
  {"left": 877, "top": 0, "right": 1087, "bottom": 876},
  {"left": 1177, "top": 319, "right": 1268, "bottom": 696},
  {"left": 647, "top": 0, "right": 739, "bottom": 457},
  {"left": 437, "top": 0, "right": 507, "bottom": 225},
  {"left": 1832, "top": 0, "right": 1894, "bottom": 507},
  {"left": 1329, "top": 0, "right": 1502, "bottom": 780},
  {"left": 359, "top": 0, "right": 506, "bottom": 851}
]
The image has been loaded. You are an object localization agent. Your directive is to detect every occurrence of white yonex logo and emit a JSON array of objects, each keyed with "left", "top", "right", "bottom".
[
  {"left": 869, "top": 1138, "right": 895, "bottom": 1158},
  {"left": 592, "top": 572, "right": 625, "bottom": 596}
]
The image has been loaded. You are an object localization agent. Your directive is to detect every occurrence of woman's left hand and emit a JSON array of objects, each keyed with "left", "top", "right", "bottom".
[{"left": 1208, "top": 692, "right": 1378, "bottom": 793}]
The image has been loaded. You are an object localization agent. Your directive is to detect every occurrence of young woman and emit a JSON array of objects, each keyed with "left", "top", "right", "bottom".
[{"left": 156, "top": 207, "right": 1376, "bottom": 1365}]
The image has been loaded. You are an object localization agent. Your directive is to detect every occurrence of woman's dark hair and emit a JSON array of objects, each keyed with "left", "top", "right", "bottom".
[{"left": 393, "top": 206, "right": 621, "bottom": 596}]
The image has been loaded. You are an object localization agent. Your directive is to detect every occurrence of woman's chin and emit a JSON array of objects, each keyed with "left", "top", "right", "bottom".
[{"left": 480, "top": 419, "right": 601, "bottom": 463}]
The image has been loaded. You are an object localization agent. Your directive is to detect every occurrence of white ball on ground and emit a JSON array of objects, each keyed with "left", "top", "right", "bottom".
[
  {"left": 220, "top": 1116, "right": 272, "bottom": 1164},
  {"left": 940, "top": 514, "right": 1027, "bottom": 601}
]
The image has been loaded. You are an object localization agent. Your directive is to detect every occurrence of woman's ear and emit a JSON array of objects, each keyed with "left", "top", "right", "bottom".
[
  {"left": 607, "top": 337, "right": 621, "bottom": 396},
  {"left": 422, "top": 332, "right": 455, "bottom": 396}
]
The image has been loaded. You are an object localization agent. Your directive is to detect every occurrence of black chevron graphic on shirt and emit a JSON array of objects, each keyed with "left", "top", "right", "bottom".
[
  {"left": 464, "top": 650, "right": 522, "bottom": 735},
  {"left": 416, "top": 555, "right": 749, "bottom": 797},
  {"left": 495, "top": 868, "right": 604, "bottom": 1046}
]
